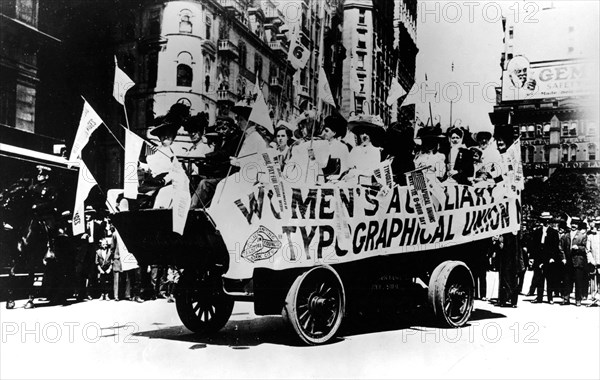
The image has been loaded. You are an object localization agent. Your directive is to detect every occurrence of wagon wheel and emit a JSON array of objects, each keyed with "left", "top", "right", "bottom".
[
  {"left": 175, "top": 269, "right": 234, "bottom": 335},
  {"left": 428, "top": 261, "right": 474, "bottom": 327},
  {"left": 284, "top": 266, "right": 345, "bottom": 345}
]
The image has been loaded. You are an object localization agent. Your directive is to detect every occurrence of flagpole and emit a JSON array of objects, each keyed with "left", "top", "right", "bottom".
[{"left": 123, "top": 104, "right": 131, "bottom": 130}]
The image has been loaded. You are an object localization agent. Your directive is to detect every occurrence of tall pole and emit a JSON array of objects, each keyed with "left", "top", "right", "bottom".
[{"left": 450, "top": 100, "right": 453, "bottom": 128}]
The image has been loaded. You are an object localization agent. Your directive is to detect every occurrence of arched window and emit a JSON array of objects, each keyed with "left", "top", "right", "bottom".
[
  {"left": 527, "top": 125, "right": 535, "bottom": 138},
  {"left": 527, "top": 146, "right": 534, "bottom": 163},
  {"left": 589, "top": 143, "right": 597, "bottom": 161},
  {"left": 562, "top": 145, "right": 569, "bottom": 162},
  {"left": 179, "top": 10, "right": 192, "bottom": 33},
  {"left": 177, "top": 64, "right": 192, "bottom": 87},
  {"left": 205, "top": 75, "right": 210, "bottom": 92},
  {"left": 543, "top": 123, "right": 550, "bottom": 137},
  {"left": 570, "top": 144, "right": 577, "bottom": 161},
  {"left": 176, "top": 52, "right": 193, "bottom": 87}
]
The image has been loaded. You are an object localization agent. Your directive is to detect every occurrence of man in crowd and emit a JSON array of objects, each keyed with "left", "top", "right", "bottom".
[{"left": 528, "top": 212, "right": 561, "bottom": 304}]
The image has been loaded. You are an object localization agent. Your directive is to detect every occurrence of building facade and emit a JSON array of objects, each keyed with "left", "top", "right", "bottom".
[
  {"left": 113, "top": 0, "right": 296, "bottom": 138},
  {"left": 489, "top": 5, "right": 600, "bottom": 218},
  {"left": 340, "top": 0, "right": 417, "bottom": 126}
]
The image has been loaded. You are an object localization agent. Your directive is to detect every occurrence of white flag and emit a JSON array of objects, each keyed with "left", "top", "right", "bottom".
[
  {"left": 171, "top": 158, "right": 191, "bottom": 235},
  {"left": 72, "top": 159, "right": 98, "bottom": 236},
  {"left": 113, "top": 56, "right": 135, "bottom": 106},
  {"left": 400, "top": 82, "right": 419, "bottom": 106},
  {"left": 318, "top": 66, "right": 336, "bottom": 108},
  {"left": 69, "top": 100, "right": 104, "bottom": 163},
  {"left": 386, "top": 76, "right": 406, "bottom": 106},
  {"left": 248, "top": 82, "right": 273, "bottom": 134},
  {"left": 287, "top": 25, "right": 310, "bottom": 69},
  {"left": 123, "top": 129, "right": 145, "bottom": 199}
]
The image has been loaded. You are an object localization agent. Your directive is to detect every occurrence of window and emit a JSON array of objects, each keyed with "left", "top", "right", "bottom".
[
  {"left": 508, "top": 26, "right": 513, "bottom": 39},
  {"left": 527, "top": 146, "right": 534, "bottom": 163},
  {"left": 562, "top": 145, "right": 569, "bottom": 162},
  {"left": 569, "top": 121, "right": 577, "bottom": 136},
  {"left": 0, "top": 68, "right": 16, "bottom": 125},
  {"left": 356, "top": 97, "right": 364, "bottom": 113},
  {"left": 562, "top": 123, "right": 569, "bottom": 135},
  {"left": 177, "top": 64, "right": 192, "bottom": 87},
  {"left": 570, "top": 144, "right": 577, "bottom": 161},
  {"left": 254, "top": 54, "right": 263, "bottom": 79},
  {"left": 521, "top": 145, "right": 527, "bottom": 163},
  {"left": 205, "top": 15, "right": 212, "bottom": 40},
  {"left": 16, "top": 0, "right": 37, "bottom": 26},
  {"left": 520, "top": 125, "right": 527, "bottom": 139},
  {"left": 205, "top": 75, "right": 210, "bottom": 92},
  {"left": 527, "top": 125, "right": 535, "bottom": 138},
  {"left": 543, "top": 123, "right": 550, "bottom": 137},
  {"left": 588, "top": 121, "right": 597, "bottom": 136},
  {"left": 543, "top": 146, "right": 550, "bottom": 162},
  {"left": 359, "top": 9, "right": 365, "bottom": 24},
  {"left": 179, "top": 10, "right": 192, "bottom": 33},
  {"left": 357, "top": 54, "right": 365, "bottom": 69},
  {"left": 357, "top": 31, "right": 366, "bottom": 49},
  {"left": 589, "top": 144, "right": 597, "bottom": 161},
  {"left": 238, "top": 42, "right": 247, "bottom": 69}
]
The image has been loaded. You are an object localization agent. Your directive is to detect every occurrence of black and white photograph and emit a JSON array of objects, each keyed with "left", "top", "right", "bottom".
[{"left": 0, "top": 0, "right": 599, "bottom": 378}]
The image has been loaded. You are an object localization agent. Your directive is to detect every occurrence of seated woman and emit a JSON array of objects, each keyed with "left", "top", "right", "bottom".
[
  {"left": 320, "top": 114, "right": 350, "bottom": 180},
  {"left": 140, "top": 120, "right": 180, "bottom": 208},
  {"left": 472, "top": 131, "right": 502, "bottom": 187},
  {"left": 285, "top": 111, "right": 329, "bottom": 184},
  {"left": 345, "top": 115, "right": 384, "bottom": 184},
  {"left": 446, "top": 127, "right": 466, "bottom": 176},
  {"left": 414, "top": 129, "right": 446, "bottom": 182}
]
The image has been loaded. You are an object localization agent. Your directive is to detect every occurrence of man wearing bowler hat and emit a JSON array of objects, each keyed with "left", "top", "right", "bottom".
[{"left": 528, "top": 212, "right": 561, "bottom": 304}]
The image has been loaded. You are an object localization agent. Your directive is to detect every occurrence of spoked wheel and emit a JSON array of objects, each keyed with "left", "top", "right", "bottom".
[
  {"left": 428, "top": 261, "right": 474, "bottom": 327},
  {"left": 175, "top": 269, "right": 234, "bottom": 335},
  {"left": 284, "top": 266, "right": 345, "bottom": 345}
]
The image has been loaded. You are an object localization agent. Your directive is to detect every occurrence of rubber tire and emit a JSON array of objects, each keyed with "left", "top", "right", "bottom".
[{"left": 428, "top": 260, "right": 474, "bottom": 327}]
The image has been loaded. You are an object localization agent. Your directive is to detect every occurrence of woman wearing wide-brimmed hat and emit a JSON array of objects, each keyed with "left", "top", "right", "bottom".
[
  {"left": 345, "top": 114, "right": 385, "bottom": 183},
  {"left": 414, "top": 127, "right": 446, "bottom": 182}
]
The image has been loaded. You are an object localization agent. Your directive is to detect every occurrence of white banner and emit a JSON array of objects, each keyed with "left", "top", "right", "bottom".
[
  {"left": 209, "top": 179, "right": 521, "bottom": 280},
  {"left": 171, "top": 157, "right": 191, "bottom": 235},
  {"left": 69, "top": 100, "right": 104, "bottom": 163},
  {"left": 72, "top": 159, "right": 97, "bottom": 236},
  {"left": 123, "top": 129, "right": 145, "bottom": 199}
]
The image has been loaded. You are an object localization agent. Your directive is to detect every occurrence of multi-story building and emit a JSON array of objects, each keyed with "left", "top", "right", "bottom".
[
  {"left": 115, "top": 0, "right": 295, "bottom": 139},
  {"left": 0, "top": 0, "right": 65, "bottom": 153},
  {"left": 392, "top": 0, "right": 418, "bottom": 125},
  {"left": 489, "top": 4, "right": 599, "bottom": 217},
  {"left": 340, "top": 0, "right": 415, "bottom": 126}
]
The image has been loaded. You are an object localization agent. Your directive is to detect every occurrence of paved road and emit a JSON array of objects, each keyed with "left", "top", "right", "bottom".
[{"left": 1, "top": 288, "right": 598, "bottom": 379}]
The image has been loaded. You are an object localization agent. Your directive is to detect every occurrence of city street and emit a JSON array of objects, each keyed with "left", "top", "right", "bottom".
[{"left": 1, "top": 274, "right": 599, "bottom": 379}]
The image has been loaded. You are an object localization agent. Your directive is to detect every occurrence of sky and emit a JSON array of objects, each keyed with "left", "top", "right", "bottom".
[{"left": 413, "top": 0, "right": 600, "bottom": 132}]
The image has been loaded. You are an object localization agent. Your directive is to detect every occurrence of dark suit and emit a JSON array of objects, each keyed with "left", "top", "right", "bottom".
[
  {"left": 570, "top": 231, "right": 589, "bottom": 302},
  {"left": 529, "top": 226, "right": 561, "bottom": 302}
]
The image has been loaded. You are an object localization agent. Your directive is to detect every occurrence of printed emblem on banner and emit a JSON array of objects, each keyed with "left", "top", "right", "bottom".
[{"left": 241, "top": 225, "right": 282, "bottom": 263}]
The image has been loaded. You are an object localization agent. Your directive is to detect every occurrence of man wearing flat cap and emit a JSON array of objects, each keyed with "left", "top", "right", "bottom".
[{"left": 528, "top": 212, "right": 561, "bottom": 304}]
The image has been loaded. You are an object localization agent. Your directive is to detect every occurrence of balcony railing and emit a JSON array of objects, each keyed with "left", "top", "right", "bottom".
[
  {"left": 268, "top": 40, "right": 288, "bottom": 54},
  {"left": 269, "top": 77, "right": 283, "bottom": 90},
  {"left": 218, "top": 39, "right": 239, "bottom": 58},
  {"left": 217, "top": 90, "right": 237, "bottom": 104}
]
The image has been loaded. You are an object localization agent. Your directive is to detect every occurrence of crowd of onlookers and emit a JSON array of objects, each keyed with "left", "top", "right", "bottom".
[{"left": 474, "top": 212, "right": 600, "bottom": 308}]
